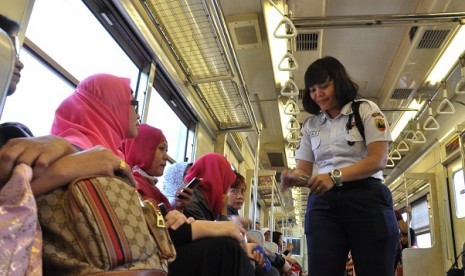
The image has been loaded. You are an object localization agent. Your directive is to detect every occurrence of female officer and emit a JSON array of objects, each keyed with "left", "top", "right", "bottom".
[{"left": 281, "top": 56, "right": 398, "bottom": 276}]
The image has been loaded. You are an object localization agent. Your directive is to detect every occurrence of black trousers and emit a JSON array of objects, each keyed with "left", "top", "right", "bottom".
[
  {"left": 305, "top": 178, "right": 399, "bottom": 276},
  {"left": 169, "top": 236, "right": 255, "bottom": 276}
]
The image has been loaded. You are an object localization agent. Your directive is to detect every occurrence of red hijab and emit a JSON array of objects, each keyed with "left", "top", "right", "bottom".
[
  {"left": 185, "top": 153, "right": 236, "bottom": 217},
  {"left": 51, "top": 73, "right": 132, "bottom": 157},
  {"left": 120, "top": 124, "right": 171, "bottom": 209}
]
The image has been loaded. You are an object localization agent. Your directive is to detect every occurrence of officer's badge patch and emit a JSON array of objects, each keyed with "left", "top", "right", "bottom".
[
  {"left": 309, "top": 131, "right": 319, "bottom": 137},
  {"left": 371, "top": 112, "right": 383, "bottom": 118},
  {"left": 374, "top": 118, "right": 386, "bottom": 131}
]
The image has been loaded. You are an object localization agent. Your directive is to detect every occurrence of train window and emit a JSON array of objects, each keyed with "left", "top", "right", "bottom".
[
  {"left": 25, "top": 0, "right": 139, "bottom": 82},
  {"left": 410, "top": 199, "right": 432, "bottom": 248},
  {"left": 146, "top": 90, "right": 194, "bottom": 163},
  {"left": 452, "top": 169, "right": 465, "bottom": 218},
  {"left": 2, "top": 0, "right": 141, "bottom": 135},
  {"left": 285, "top": 237, "right": 302, "bottom": 256},
  {"left": 0, "top": 49, "right": 74, "bottom": 135}
]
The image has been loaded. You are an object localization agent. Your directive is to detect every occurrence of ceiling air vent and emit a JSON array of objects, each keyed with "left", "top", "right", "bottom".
[
  {"left": 227, "top": 13, "right": 262, "bottom": 49},
  {"left": 391, "top": 88, "right": 413, "bottom": 99},
  {"left": 267, "top": 152, "right": 285, "bottom": 167},
  {"left": 296, "top": 32, "right": 319, "bottom": 51},
  {"left": 417, "top": 29, "right": 450, "bottom": 49}
]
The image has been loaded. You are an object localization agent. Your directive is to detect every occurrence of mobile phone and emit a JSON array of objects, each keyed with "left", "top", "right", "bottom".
[
  {"left": 176, "top": 177, "right": 201, "bottom": 199},
  {"left": 186, "top": 177, "right": 201, "bottom": 189},
  {"left": 158, "top": 202, "right": 168, "bottom": 217},
  {"left": 253, "top": 245, "right": 271, "bottom": 271}
]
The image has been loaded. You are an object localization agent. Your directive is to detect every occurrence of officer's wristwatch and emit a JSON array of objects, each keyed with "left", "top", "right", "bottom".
[{"left": 329, "top": 169, "right": 343, "bottom": 187}]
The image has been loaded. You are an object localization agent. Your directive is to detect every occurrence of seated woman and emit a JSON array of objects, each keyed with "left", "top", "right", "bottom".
[
  {"left": 183, "top": 152, "right": 237, "bottom": 221},
  {"left": 120, "top": 124, "right": 192, "bottom": 212},
  {"left": 162, "top": 161, "right": 192, "bottom": 208},
  {"left": 224, "top": 172, "right": 300, "bottom": 276},
  {"left": 120, "top": 123, "right": 264, "bottom": 275},
  {"left": 273, "top": 231, "right": 302, "bottom": 275},
  {"left": 35, "top": 73, "right": 258, "bottom": 275}
]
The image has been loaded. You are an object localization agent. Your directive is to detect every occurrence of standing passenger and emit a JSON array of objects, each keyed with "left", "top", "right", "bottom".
[{"left": 281, "top": 56, "right": 398, "bottom": 276}]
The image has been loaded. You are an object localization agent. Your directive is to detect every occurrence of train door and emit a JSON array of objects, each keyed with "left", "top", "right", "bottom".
[{"left": 446, "top": 159, "right": 465, "bottom": 261}]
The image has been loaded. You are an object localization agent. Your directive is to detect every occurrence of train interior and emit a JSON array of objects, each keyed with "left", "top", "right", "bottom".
[{"left": 2, "top": 0, "right": 465, "bottom": 274}]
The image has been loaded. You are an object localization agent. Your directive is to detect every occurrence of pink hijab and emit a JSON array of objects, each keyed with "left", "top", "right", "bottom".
[
  {"left": 185, "top": 153, "right": 236, "bottom": 217},
  {"left": 51, "top": 73, "right": 132, "bottom": 157}
]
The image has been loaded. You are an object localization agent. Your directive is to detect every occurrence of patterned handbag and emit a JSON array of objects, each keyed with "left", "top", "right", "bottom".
[{"left": 37, "top": 175, "right": 175, "bottom": 275}]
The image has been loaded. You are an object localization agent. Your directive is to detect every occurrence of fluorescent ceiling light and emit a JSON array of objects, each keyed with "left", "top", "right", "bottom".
[
  {"left": 263, "top": 1, "right": 289, "bottom": 87},
  {"left": 391, "top": 99, "right": 422, "bottom": 141},
  {"left": 426, "top": 25, "right": 465, "bottom": 85}
]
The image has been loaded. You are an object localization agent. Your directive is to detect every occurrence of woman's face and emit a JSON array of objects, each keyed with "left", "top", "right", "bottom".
[
  {"left": 147, "top": 141, "right": 169, "bottom": 176},
  {"left": 264, "top": 231, "right": 271, "bottom": 242},
  {"left": 183, "top": 164, "right": 192, "bottom": 184},
  {"left": 127, "top": 95, "right": 140, "bottom": 138},
  {"left": 309, "top": 79, "right": 339, "bottom": 118},
  {"left": 227, "top": 182, "right": 246, "bottom": 210}
]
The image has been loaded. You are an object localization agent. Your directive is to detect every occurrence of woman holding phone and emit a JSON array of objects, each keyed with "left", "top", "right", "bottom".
[
  {"left": 121, "top": 123, "right": 193, "bottom": 211},
  {"left": 183, "top": 152, "right": 238, "bottom": 221},
  {"left": 163, "top": 161, "right": 193, "bottom": 206},
  {"left": 121, "top": 123, "right": 267, "bottom": 275}
]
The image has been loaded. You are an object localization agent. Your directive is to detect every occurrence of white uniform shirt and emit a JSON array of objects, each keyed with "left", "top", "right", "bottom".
[{"left": 295, "top": 99, "right": 392, "bottom": 180}]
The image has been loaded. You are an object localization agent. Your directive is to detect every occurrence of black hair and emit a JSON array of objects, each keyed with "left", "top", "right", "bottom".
[
  {"left": 0, "top": 14, "right": 20, "bottom": 36},
  {"left": 302, "top": 56, "right": 359, "bottom": 115},
  {"left": 272, "top": 231, "right": 283, "bottom": 245},
  {"left": 401, "top": 227, "right": 417, "bottom": 245},
  {"left": 230, "top": 171, "right": 246, "bottom": 189}
]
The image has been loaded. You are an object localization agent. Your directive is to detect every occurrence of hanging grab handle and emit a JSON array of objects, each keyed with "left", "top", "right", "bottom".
[
  {"left": 273, "top": 16, "right": 297, "bottom": 39},
  {"left": 280, "top": 78, "right": 299, "bottom": 97},
  {"left": 390, "top": 149, "right": 402, "bottom": 160},
  {"left": 456, "top": 58, "right": 465, "bottom": 94},
  {"left": 278, "top": 51, "right": 299, "bottom": 71},
  {"left": 423, "top": 106, "right": 440, "bottom": 130},
  {"left": 397, "top": 140, "right": 410, "bottom": 152},
  {"left": 412, "top": 123, "right": 426, "bottom": 143},
  {"left": 283, "top": 97, "right": 300, "bottom": 115},
  {"left": 437, "top": 86, "right": 456, "bottom": 114}
]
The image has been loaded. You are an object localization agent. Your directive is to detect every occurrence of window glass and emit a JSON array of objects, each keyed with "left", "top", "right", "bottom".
[
  {"left": 2, "top": 0, "right": 140, "bottom": 135},
  {"left": 1, "top": 49, "right": 74, "bottom": 135},
  {"left": 417, "top": 233, "right": 431, "bottom": 248},
  {"left": 411, "top": 200, "right": 430, "bottom": 232},
  {"left": 453, "top": 169, "right": 465, "bottom": 218},
  {"left": 285, "top": 237, "right": 301, "bottom": 256},
  {"left": 26, "top": 0, "right": 139, "bottom": 83},
  {"left": 146, "top": 90, "right": 191, "bottom": 162}
]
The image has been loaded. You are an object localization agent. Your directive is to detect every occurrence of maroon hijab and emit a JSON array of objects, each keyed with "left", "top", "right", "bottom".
[{"left": 120, "top": 124, "right": 171, "bottom": 209}]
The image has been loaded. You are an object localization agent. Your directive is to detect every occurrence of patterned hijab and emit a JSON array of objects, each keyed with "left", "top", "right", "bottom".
[
  {"left": 121, "top": 124, "right": 166, "bottom": 172},
  {"left": 51, "top": 73, "right": 132, "bottom": 157},
  {"left": 163, "top": 162, "right": 191, "bottom": 198},
  {"left": 185, "top": 153, "right": 236, "bottom": 217}
]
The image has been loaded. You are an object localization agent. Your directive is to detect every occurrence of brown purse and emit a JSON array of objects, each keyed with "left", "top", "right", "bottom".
[{"left": 37, "top": 175, "right": 175, "bottom": 275}]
